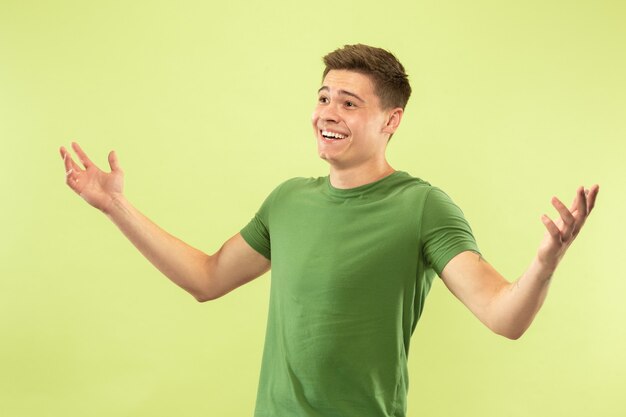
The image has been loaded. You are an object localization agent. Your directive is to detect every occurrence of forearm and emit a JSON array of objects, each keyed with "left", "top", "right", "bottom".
[
  {"left": 488, "top": 257, "right": 556, "bottom": 339},
  {"left": 104, "top": 194, "right": 213, "bottom": 301},
  {"left": 60, "top": 143, "right": 271, "bottom": 301},
  {"left": 442, "top": 186, "right": 598, "bottom": 340}
]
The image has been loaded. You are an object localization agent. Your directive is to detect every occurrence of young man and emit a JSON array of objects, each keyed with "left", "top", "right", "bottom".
[{"left": 60, "top": 44, "right": 599, "bottom": 417}]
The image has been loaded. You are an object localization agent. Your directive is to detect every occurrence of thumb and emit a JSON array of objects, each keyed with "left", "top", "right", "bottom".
[{"left": 108, "top": 150, "right": 122, "bottom": 172}]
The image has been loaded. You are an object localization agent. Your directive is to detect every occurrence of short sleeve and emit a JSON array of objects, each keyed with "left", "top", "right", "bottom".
[
  {"left": 421, "top": 187, "right": 480, "bottom": 275},
  {"left": 240, "top": 185, "right": 281, "bottom": 260}
]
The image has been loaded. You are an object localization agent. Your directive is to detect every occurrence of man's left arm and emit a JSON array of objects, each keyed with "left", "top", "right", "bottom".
[{"left": 440, "top": 185, "right": 599, "bottom": 340}]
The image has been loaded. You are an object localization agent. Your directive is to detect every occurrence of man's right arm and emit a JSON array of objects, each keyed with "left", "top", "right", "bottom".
[
  {"left": 105, "top": 196, "right": 270, "bottom": 301},
  {"left": 61, "top": 142, "right": 270, "bottom": 302}
]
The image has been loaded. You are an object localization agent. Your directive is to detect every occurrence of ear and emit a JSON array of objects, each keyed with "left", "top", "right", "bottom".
[{"left": 381, "top": 108, "right": 404, "bottom": 135}]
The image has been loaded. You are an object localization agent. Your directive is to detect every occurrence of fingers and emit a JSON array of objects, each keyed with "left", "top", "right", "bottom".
[
  {"left": 61, "top": 146, "right": 82, "bottom": 175},
  {"left": 108, "top": 150, "right": 122, "bottom": 172},
  {"left": 569, "top": 186, "right": 586, "bottom": 215},
  {"left": 545, "top": 184, "right": 599, "bottom": 244},
  {"left": 60, "top": 144, "right": 122, "bottom": 195},
  {"left": 63, "top": 160, "right": 81, "bottom": 193},
  {"left": 71, "top": 142, "right": 94, "bottom": 169},
  {"left": 551, "top": 196, "right": 576, "bottom": 238},
  {"left": 566, "top": 184, "right": 599, "bottom": 219},
  {"left": 61, "top": 146, "right": 75, "bottom": 175},
  {"left": 571, "top": 186, "right": 588, "bottom": 235},
  {"left": 586, "top": 184, "right": 599, "bottom": 213},
  {"left": 541, "top": 214, "right": 561, "bottom": 241},
  {"left": 61, "top": 150, "right": 78, "bottom": 191},
  {"left": 60, "top": 146, "right": 71, "bottom": 171}
]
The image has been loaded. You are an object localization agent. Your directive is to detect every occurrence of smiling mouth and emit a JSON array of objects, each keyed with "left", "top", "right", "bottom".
[{"left": 320, "top": 130, "right": 347, "bottom": 140}]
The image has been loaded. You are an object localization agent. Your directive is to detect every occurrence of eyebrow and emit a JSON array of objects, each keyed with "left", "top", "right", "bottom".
[{"left": 317, "top": 86, "right": 365, "bottom": 103}]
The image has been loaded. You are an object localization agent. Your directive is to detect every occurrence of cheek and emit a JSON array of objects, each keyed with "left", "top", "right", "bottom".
[
  {"left": 311, "top": 117, "right": 319, "bottom": 134},
  {"left": 311, "top": 110, "right": 320, "bottom": 126}
]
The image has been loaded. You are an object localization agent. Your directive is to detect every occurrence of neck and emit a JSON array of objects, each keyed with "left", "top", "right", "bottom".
[{"left": 328, "top": 159, "right": 395, "bottom": 189}]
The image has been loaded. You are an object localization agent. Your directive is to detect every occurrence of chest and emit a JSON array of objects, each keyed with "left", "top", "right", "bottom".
[{"left": 268, "top": 194, "right": 424, "bottom": 302}]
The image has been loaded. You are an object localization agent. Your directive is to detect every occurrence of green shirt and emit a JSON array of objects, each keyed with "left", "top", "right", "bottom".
[{"left": 241, "top": 171, "right": 480, "bottom": 417}]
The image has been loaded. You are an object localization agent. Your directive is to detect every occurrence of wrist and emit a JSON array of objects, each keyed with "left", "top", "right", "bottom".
[
  {"left": 102, "top": 192, "right": 128, "bottom": 217},
  {"left": 531, "top": 256, "right": 559, "bottom": 283}
]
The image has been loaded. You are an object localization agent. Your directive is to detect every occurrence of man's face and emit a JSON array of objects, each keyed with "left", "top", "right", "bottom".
[{"left": 312, "top": 70, "right": 396, "bottom": 169}]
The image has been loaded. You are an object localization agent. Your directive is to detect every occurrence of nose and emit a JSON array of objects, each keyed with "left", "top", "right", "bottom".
[{"left": 318, "top": 102, "right": 340, "bottom": 123}]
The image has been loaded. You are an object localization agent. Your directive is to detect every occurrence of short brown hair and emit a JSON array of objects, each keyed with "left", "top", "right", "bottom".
[{"left": 322, "top": 44, "right": 412, "bottom": 110}]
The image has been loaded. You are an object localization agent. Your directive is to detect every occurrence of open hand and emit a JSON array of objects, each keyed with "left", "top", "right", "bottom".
[
  {"left": 60, "top": 142, "right": 124, "bottom": 213},
  {"left": 537, "top": 185, "right": 600, "bottom": 270}
]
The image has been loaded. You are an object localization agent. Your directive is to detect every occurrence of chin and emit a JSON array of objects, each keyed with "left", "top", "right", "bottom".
[
  {"left": 318, "top": 153, "right": 350, "bottom": 169},
  {"left": 318, "top": 151, "right": 331, "bottom": 162}
]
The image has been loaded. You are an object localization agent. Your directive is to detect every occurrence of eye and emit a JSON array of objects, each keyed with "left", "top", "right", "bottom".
[
  {"left": 318, "top": 96, "right": 329, "bottom": 104},
  {"left": 345, "top": 101, "right": 356, "bottom": 108}
]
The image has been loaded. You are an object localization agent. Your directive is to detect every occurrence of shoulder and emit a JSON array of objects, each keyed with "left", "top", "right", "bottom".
[
  {"left": 387, "top": 171, "right": 436, "bottom": 201},
  {"left": 263, "top": 176, "right": 325, "bottom": 204},
  {"left": 389, "top": 172, "right": 467, "bottom": 218},
  {"left": 272, "top": 176, "right": 324, "bottom": 194},
  {"left": 390, "top": 172, "right": 455, "bottom": 202},
  {"left": 279, "top": 176, "right": 321, "bottom": 188},
  {"left": 390, "top": 171, "right": 430, "bottom": 189}
]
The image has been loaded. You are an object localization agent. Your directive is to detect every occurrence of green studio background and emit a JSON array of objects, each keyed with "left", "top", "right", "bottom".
[{"left": 1, "top": 1, "right": 624, "bottom": 416}]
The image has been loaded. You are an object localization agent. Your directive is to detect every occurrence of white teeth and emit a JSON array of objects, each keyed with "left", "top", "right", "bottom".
[{"left": 321, "top": 130, "right": 346, "bottom": 139}]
